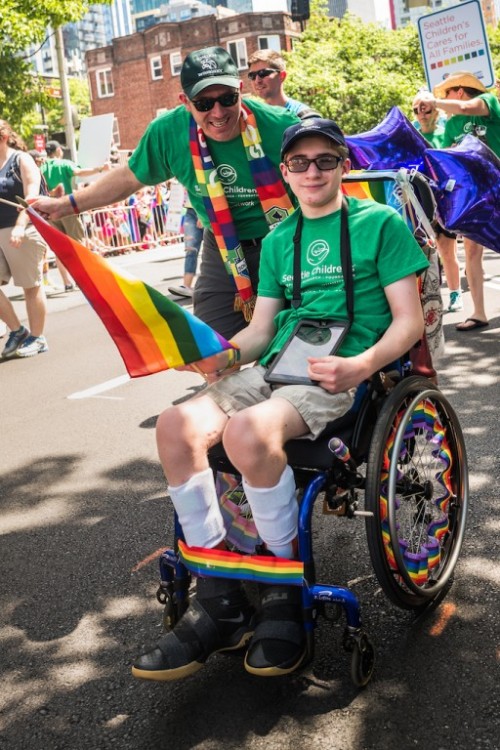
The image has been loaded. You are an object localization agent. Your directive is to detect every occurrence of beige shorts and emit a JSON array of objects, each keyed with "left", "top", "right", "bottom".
[
  {"left": 206, "top": 365, "right": 355, "bottom": 439},
  {"left": 0, "top": 224, "right": 46, "bottom": 288},
  {"left": 52, "top": 214, "right": 85, "bottom": 242}
]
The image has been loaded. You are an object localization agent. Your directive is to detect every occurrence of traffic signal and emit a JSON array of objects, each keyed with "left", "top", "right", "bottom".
[{"left": 290, "top": 0, "right": 310, "bottom": 21}]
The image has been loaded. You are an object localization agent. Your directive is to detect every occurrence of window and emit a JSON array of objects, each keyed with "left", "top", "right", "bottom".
[
  {"left": 258, "top": 35, "right": 281, "bottom": 52},
  {"left": 170, "top": 51, "right": 182, "bottom": 76},
  {"left": 96, "top": 68, "right": 114, "bottom": 98},
  {"left": 227, "top": 39, "right": 248, "bottom": 70},
  {"left": 150, "top": 55, "right": 163, "bottom": 80}
]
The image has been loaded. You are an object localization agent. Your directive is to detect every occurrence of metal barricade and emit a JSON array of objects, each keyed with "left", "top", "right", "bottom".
[{"left": 81, "top": 204, "right": 183, "bottom": 256}]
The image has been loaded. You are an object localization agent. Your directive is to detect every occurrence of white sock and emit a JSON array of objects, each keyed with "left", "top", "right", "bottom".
[
  {"left": 168, "top": 468, "right": 225, "bottom": 548},
  {"left": 242, "top": 465, "right": 298, "bottom": 558}
]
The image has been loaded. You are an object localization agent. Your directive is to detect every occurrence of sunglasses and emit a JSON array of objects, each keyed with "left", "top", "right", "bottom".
[
  {"left": 412, "top": 106, "right": 433, "bottom": 115},
  {"left": 247, "top": 68, "right": 278, "bottom": 81},
  {"left": 284, "top": 155, "right": 343, "bottom": 173},
  {"left": 191, "top": 91, "right": 239, "bottom": 112}
]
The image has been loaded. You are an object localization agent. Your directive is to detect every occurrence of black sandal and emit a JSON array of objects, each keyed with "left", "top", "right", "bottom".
[
  {"left": 132, "top": 579, "right": 255, "bottom": 682},
  {"left": 244, "top": 584, "right": 307, "bottom": 677}
]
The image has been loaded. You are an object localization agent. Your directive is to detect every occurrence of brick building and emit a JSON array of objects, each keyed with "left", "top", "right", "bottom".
[{"left": 85, "top": 12, "right": 303, "bottom": 150}]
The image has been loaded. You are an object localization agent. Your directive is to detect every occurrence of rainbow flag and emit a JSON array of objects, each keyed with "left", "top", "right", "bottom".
[
  {"left": 178, "top": 540, "right": 304, "bottom": 586},
  {"left": 28, "top": 208, "right": 235, "bottom": 378}
]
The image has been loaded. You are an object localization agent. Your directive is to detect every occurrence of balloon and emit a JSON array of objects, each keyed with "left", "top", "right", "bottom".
[
  {"left": 423, "top": 135, "right": 500, "bottom": 252},
  {"left": 345, "top": 107, "right": 429, "bottom": 170}
]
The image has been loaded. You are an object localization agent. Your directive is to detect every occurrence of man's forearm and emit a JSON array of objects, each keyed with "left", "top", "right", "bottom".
[{"left": 69, "top": 166, "right": 143, "bottom": 212}]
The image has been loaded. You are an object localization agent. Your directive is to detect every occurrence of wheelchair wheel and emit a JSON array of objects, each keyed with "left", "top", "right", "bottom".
[{"left": 364, "top": 376, "right": 468, "bottom": 610}]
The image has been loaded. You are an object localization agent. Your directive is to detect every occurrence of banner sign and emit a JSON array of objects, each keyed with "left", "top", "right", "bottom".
[{"left": 417, "top": 0, "right": 494, "bottom": 92}]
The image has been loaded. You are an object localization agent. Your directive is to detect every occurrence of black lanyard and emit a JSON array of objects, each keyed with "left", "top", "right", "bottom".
[{"left": 291, "top": 197, "right": 354, "bottom": 325}]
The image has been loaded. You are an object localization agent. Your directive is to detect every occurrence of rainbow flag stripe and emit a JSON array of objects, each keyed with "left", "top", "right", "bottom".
[
  {"left": 178, "top": 540, "right": 304, "bottom": 586},
  {"left": 28, "top": 209, "right": 234, "bottom": 378}
]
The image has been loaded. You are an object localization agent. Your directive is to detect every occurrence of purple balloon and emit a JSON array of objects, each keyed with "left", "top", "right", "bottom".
[
  {"left": 345, "top": 107, "right": 429, "bottom": 170},
  {"left": 423, "top": 135, "right": 500, "bottom": 252}
]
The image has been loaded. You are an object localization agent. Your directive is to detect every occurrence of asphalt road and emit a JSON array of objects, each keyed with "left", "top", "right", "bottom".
[{"left": 1, "top": 244, "right": 499, "bottom": 750}]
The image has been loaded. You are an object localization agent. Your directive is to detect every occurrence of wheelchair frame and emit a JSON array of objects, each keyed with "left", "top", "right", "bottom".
[{"left": 153, "top": 170, "right": 468, "bottom": 687}]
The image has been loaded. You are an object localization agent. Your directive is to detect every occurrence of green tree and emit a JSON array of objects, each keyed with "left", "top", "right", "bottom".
[
  {"left": 0, "top": 1, "right": 110, "bottom": 138},
  {"left": 285, "top": 1, "right": 427, "bottom": 134}
]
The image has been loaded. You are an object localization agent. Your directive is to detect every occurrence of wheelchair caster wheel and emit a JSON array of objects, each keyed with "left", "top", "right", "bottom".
[{"left": 349, "top": 633, "right": 375, "bottom": 687}]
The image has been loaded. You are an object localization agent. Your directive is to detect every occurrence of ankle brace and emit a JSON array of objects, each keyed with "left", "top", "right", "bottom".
[
  {"left": 168, "top": 468, "right": 225, "bottom": 548},
  {"left": 242, "top": 465, "right": 298, "bottom": 558}
]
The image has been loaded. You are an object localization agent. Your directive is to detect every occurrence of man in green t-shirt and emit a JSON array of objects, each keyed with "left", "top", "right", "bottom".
[
  {"left": 130, "top": 118, "right": 429, "bottom": 684},
  {"left": 411, "top": 90, "right": 462, "bottom": 312},
  {"left": 33, "top": 47, "right": 300, "bottom": 338},
  {"left": 420, "top": 71, "right": 499, "bottom": 331}
]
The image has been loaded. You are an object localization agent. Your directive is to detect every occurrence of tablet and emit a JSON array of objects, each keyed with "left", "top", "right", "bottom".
[{"left": 264, "top": 319, "right": 350, "bottom": 386}]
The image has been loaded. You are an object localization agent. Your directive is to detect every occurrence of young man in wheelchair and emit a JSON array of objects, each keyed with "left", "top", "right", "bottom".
[{"left": 132, "top": 118, "right": 429, "bottom": 682}]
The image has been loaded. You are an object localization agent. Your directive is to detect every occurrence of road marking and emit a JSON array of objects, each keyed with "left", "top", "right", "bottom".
[
  {"left": 428, "top": 601, "right": 457, "bottom": 636},
  {"left": 68, "top": 374, "right": 130, "bottom": 400},
  {"left": 131, "top": 547, "right": 165, "bottom": 572}
]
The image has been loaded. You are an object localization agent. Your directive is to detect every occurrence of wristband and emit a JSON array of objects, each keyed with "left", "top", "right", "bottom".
[
  {"left": 216, "top": 347, "right": 240, "bottom": 376},
  {"left": 68, "top": 193, "right": 80, "bottom": 215}
]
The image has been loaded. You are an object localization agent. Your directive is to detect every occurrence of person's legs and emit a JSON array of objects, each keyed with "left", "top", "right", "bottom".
[
  {"left": 456, "top": 240, "right": 488, "bottom": 330},
  {"left": 0, "top": 287, "right": 29, "bottom": 358},
  {"left": 133, "top": 394, "right": 255, "bottom": 682},
  {"left": 223, "top": 398, "right": 309, "bottom": 676},
  {"left": 436, "top": 234, "right": 462, "bottom": 311},
  {"left": 23, "top": 285, "right": 46, "bottom": 338}
]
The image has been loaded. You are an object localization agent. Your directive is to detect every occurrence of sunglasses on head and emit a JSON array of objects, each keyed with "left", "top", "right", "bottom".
[
  {"left": 248, "top": 68, "right": 278, "bottom": 81},
  {"left": 191, "top": 91, "right": 239, "bottom": 112}
]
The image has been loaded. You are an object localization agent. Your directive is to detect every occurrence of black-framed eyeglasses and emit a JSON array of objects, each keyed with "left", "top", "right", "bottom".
[
  {"left": 191, "top": 91, "right": 240, "bottom": 112},
  {"left": 284, "top": 155, "right": 343, "bottom": 173},
  {"left": 247, "top": 68, "right": 278, "bottom": 81}
]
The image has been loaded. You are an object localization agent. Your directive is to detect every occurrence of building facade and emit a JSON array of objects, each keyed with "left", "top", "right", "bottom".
[
  {"left": 85, "top": 11, "right": 302, "bottom": 149},
  {"left": 389, "top": 0, "right": 497, "bottom": 29}
]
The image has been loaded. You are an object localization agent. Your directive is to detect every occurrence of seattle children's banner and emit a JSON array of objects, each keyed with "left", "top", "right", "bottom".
[{"left": 28, "top": 208, "right": 235, "bottom": 378}]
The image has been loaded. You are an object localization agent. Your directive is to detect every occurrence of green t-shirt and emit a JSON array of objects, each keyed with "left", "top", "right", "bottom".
[
  {"left": 257, "top": 197, "right": 429, "bottom": 365},
  {"left": 41, "top": 158, "right": 77, "bottom": 194},
  {"left": 442, "top": 92, "right": 500, "bottom": 157},
  {"left": 128, "top": 99, "right": 299, "bottom": 240},
  {"left": 420, "top": 125, "right": 445, "bottom": 148}
]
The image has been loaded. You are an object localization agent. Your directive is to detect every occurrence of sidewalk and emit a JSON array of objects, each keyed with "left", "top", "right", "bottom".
[{"left": 2, "top": 241, "right": 187, "bottom": 328}]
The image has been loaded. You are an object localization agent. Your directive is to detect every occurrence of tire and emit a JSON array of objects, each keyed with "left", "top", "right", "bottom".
[{"left": 364, "top": 376, "right": 468, "bottom": 610}]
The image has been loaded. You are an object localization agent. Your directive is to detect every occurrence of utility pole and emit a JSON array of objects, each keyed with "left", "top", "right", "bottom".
[{"left": 54, "top": 25, "right": 77, "bottom": 161}]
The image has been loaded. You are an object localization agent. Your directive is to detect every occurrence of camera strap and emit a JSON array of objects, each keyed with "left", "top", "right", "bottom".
[{"left": 291, "top": 196, "right": 353, "bottom": 325}]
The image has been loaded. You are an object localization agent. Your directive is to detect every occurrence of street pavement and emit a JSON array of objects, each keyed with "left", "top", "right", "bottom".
[{"left": 0, "top": 242, "right": 499, "bottom": 750}]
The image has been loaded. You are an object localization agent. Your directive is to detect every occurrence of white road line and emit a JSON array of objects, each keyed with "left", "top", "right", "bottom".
[{"left": 68, "top": 374, "right": 130, "bottom": 400}]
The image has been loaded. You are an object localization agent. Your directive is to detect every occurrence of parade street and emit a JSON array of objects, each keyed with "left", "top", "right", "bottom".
[{"left": 1, "top": 243, "right": 499, "bottom": 750}]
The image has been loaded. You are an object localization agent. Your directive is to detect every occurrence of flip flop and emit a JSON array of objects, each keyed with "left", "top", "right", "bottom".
[{"left": 455, "top": 318, "right": 489, "bottom": 332}]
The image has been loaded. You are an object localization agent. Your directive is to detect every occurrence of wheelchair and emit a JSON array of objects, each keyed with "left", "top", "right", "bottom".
[{"left": 153, "top": 170, "right": 469, "bottom": 687}]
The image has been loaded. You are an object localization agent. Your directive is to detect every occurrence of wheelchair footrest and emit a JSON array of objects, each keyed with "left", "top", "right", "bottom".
[{"left": 178, "top": 540, "right": 304, "bottom": 587}]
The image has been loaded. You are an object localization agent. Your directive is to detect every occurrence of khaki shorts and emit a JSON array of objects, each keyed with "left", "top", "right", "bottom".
[
  {"left": 206, "top": 365, "right": 355, "bottom": 440},
  {"left": 0, "top": 224, "right": 46, "bottom": 288}
]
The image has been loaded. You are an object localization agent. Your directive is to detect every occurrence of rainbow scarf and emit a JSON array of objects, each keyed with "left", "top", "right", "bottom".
[
  {"left": 189, "top": 102, "right": 293, "bottom": 321},
  {"left": 28, "top": 208, "right": 234, "bottom": 377}
]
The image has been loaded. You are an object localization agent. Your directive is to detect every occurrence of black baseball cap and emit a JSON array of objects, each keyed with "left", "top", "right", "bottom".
[
  {"left": 281, "top": 118, "right": 347, "bottom": 158},
  {"left": 45, "top": 140, "right": 61, "bottom": 154},
  {"left": 181, "top": 46, "right": 240, "bottom": 99}
]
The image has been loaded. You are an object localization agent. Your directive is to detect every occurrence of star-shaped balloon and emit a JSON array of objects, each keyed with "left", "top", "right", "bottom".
[
  {"left": 423, "top": 134, "right": 500, "bottom": 252},
  {"left": 345, "top": 107, "right": 428, "bottom": 170}
]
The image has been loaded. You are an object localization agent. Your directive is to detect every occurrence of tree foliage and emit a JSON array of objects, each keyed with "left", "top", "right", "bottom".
[
  {"left": 285, "top": 0, "right": 500, "bottom": 136},
  {"left": 0, "top": 1, "right": 109, "bottom": 137}
]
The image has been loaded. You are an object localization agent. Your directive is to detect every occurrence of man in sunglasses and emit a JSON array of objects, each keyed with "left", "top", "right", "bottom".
[
  {"left": 131, "top": 118, "right": 428, "bottom": 682},
  {"left": 247, "top": 49, "right": 316, "bottom": 118},
  {"left": 419, "top": 71, "right": 500, "bottom": 332},
  {"left": 32, "top": 46, "right": 301, "bottom": 339}
]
